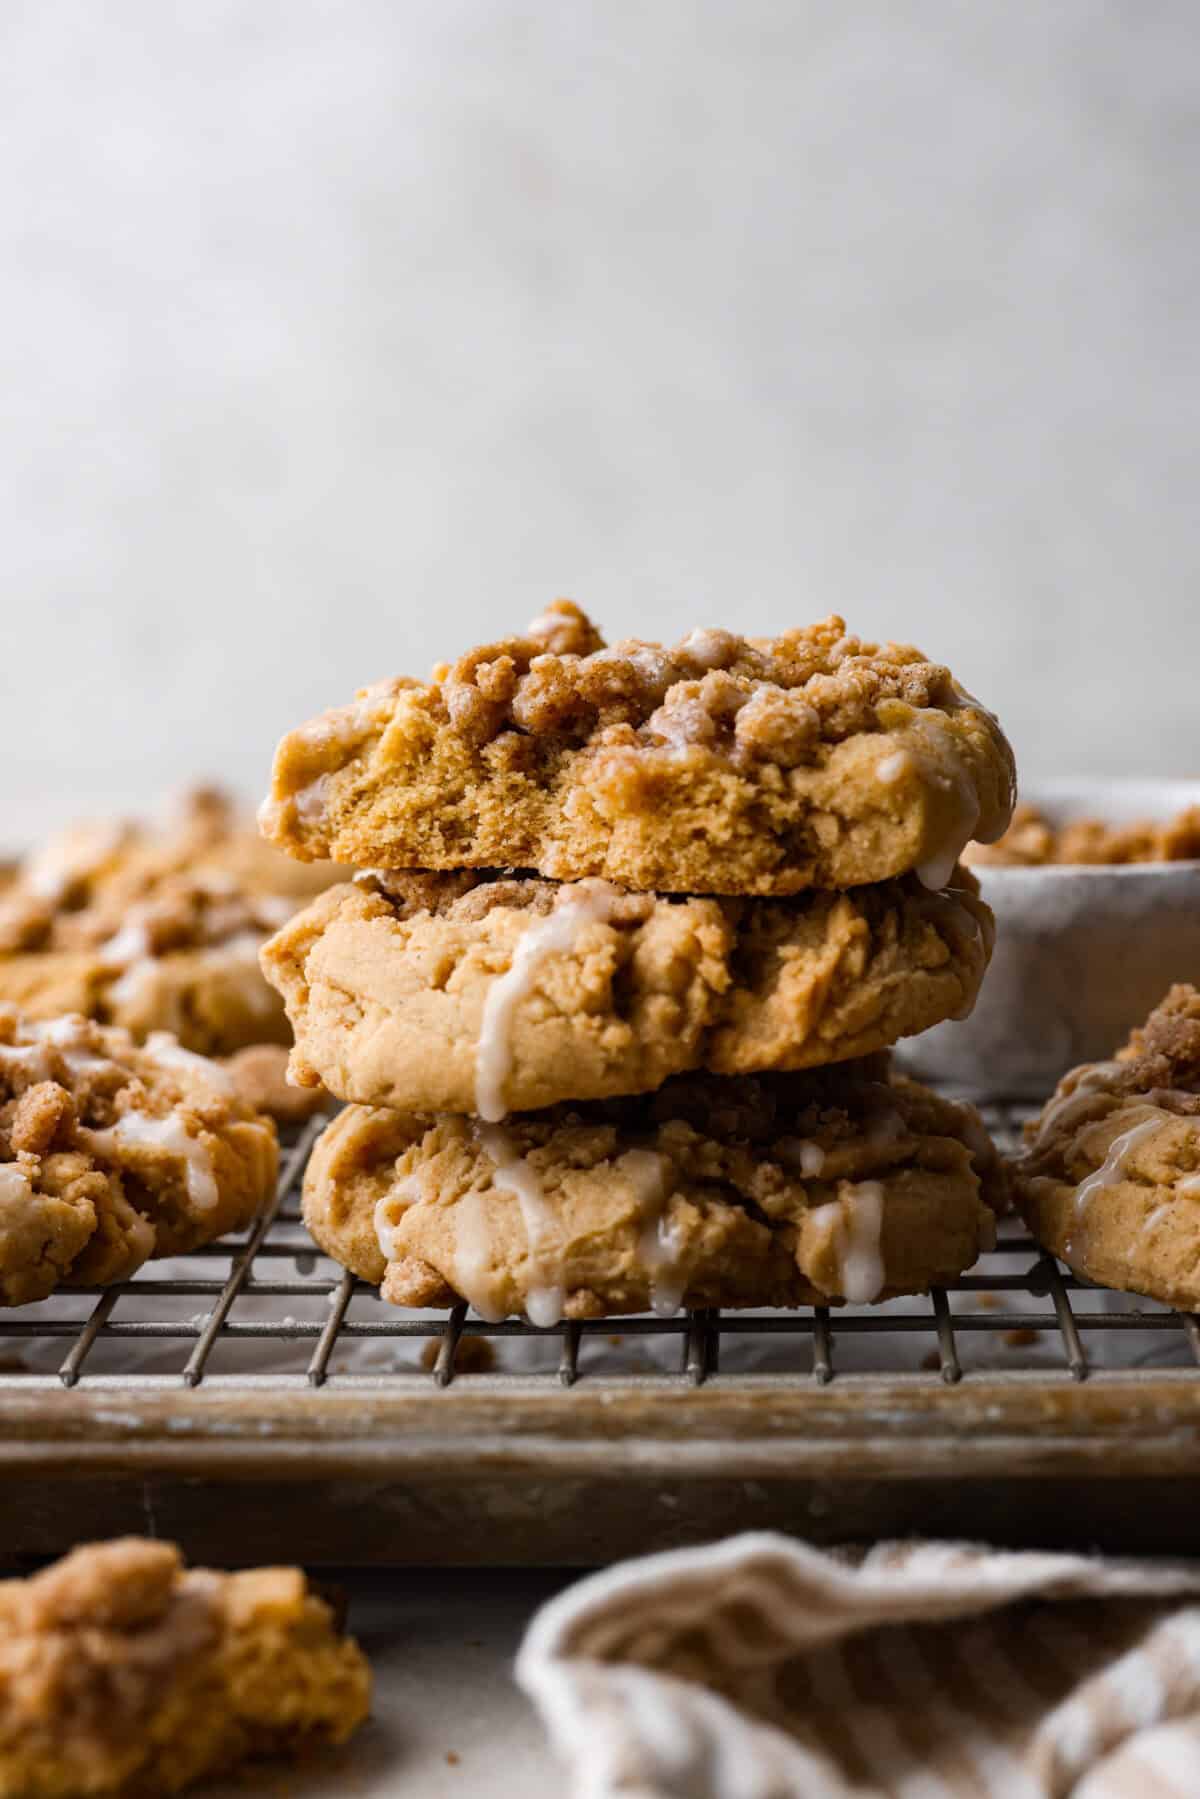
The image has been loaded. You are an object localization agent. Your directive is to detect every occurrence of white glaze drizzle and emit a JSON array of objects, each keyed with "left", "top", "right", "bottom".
[
  {"left": 876, "top": 749, "right": 913, "bottom": 785},
  {"left": 624, "top": 1149, "right": 685, "bottom": 1317},
  {"left": 776, "top": 1137, "right": 827, "bottom": 1178},
  {"left": 107, "top": 957, "right": 170, "bottom": 1016},
  {"left": 105, "top": 931, "right": 273, "bottom": 1031},
  {"left": 916, "top": 761, "right": 980, "bottom": 889},
  {"left": 373, "top": 1170, "right": 427, "bottom": 1262},
  {"left": 144, "top": 1032, "right": 237, "bottom": 1097},
  {"left": 525, "top": 609, "right": 564, "bottom": 640},
  {"left": 812, "top": 1182, "right": 887, "bottom": 1304},
  {"left": 1072, "top": 1110, "right": 1165, "bottom": 1228},
  {"left": 839, "top": 1181, "right": 886, "bottom": 1303},
  {"left": 477, "top": 1124, "right": 564, "bottom": 1326},
  {"left": 0, "top": 1042, "right": 57, "bottom": 1082},
  {"left": 1027, "top": 1063, "right": 1123, "bottom": 1147},
  {"left": 474, "top": 879, "right": 620, "bottom": 1123},
  {"left": 82, "top": 1113, "right": 220, "bottom": 1212},
  {"left": 0, "top": 1163, "right": 34, "bottom": 1205},
  {"left": 1178, "top": 1171, "right": 1200, "bottom": 1197},
  {"left": 21, "top": 821, "right": 127, "bottom": 902},
  {"left": 1, "top": 1018, "right": 113, "bottom": 1081},
  {"left": 97, "top": 920, "right": 151, "bottom": 969},
  {"left": 678, "top": 627, "right": 735, "bottom": 669},
  {"left": 887, "top": 712, "right": 984, "bottom": 889},
  {"left": 294, "top": 774, "right": 331, "bottom": 825}
]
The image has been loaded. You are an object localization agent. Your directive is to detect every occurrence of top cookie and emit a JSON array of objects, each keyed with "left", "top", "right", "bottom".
[{"left": 259, "top": 603, "right": 1016, "bottom": 895}]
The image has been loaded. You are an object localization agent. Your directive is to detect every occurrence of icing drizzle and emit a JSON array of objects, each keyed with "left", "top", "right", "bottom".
[
  {"left": 82, "top": 1113, "right": 220, "bottom": 1212},
  {"left": 474, "top": 879, "right": 620, "bottom": 1122},
  {"left": 624, "top": 1148, "right": 685, "bottom": 1317},
  {"left": 476, "top": 1123, "right": 565, "bottom": 1326},
  {"left": 813, "top": 1181, "right": 887, "bottom": 1304}
]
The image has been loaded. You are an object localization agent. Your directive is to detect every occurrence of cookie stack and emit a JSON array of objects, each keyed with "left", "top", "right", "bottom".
[{"left": 259, "top": 603, "right": 1016, "bottom": 1322}]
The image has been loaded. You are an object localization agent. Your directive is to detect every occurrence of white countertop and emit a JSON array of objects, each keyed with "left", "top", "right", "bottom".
[{"left": 208, "top": 1569, "right": 572, "bottom": 1798}]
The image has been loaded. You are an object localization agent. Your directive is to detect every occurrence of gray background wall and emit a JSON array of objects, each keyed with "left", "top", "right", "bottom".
[{"left": 2, "top": 1, "right": 1197, "bottom": 842}]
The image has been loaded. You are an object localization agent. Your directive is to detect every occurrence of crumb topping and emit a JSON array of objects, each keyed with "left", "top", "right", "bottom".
[
  {"left": 967, "top": 801, "right": 1200, "bottom": 868},
  {"left": 262, "top": 602, "right": 1016, "bottom": 894},
  {"left": 420, "top": 602, "right": 963, "bottom": 768},
  {"left": 1113, "top": 985, "right": 1200, "bottom": 1105},
  {"left": 0, "top": 1008, "right": 277, "bottom": 1305},
  {"left": 1021, "top": 985, "right": 1200, "bottom": 1189}
]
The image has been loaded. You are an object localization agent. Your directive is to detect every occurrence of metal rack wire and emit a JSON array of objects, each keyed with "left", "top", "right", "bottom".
[{"left": 2, "top": 1099, "right": 1198, "bottom": 1395}]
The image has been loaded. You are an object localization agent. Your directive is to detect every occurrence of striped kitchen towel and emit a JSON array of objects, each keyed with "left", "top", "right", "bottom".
[{"left": 516, "top": 1534, "right": 1200, "bottom": 1797}]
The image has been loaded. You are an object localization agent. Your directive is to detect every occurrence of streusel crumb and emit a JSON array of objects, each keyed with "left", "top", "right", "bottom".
[
  {"left": 260, "top": 603, "right": 1015, "bottom": 895},
  {"left": 966, "top": 800, "right": 1200, "bottom": 867}
]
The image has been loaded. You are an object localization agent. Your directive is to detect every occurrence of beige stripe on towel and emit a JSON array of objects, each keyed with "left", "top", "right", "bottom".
[{"left": 517, "top": 1535, "right": 1200, "bottom": 1798}]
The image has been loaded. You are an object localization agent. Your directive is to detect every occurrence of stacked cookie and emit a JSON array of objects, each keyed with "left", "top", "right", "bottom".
[{"left": 259, "top": 603, "right": 1016, "bottom": 1322}]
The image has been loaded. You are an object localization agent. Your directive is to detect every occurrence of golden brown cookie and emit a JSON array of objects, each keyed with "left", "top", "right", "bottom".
[
  {"left": 264, "top": 867, "right": 993, "bottom": 1116},
  {"left": 0, "top": 1009, "right": 278, "bottom": 1306},
  {"left": 1016, "top": 985, "right": 1200, "bottom": 1306},
  {"left": 0, "top": 788, "right": 339, "bottom": 1055},
  {"left": 0, "top": 1538, "right": 370, "bottom": 1798},
  {"left": 259, "top": 602, "right": 1015, "bottom": 896},
  {"left": 303, "top": 1060, "right": 1004, "bottom": 1322}
]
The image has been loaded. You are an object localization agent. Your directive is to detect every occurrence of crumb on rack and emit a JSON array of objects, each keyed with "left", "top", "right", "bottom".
[{"left": 419, "top": 1335, "right": 497, "bottom": 1375}]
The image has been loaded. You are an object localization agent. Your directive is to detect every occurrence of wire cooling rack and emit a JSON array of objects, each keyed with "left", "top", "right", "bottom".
[
  {"left": 4, "top": 1099, "right": 1200, "bottom": 1565},
  {"left": 1, "top": 1101, "right": 1198, "bottom": 1390}
]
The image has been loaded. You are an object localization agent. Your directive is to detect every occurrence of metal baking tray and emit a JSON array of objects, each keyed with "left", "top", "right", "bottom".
[{"left": 3, "top": 1102, "right": 1200, "bottom": 1567}]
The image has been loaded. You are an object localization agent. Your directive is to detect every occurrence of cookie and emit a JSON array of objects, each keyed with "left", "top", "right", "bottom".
[
  {"left": 1016, "top": 984, "right": 1200, "bottom": 1307},
  {"left": 303, "top": 1060, "right": 1004, "bottom": 1322},
  {"left": 0, "top": 1538, "right": 370, "bottom": 1798},
  {"left": 220, "top": 1043, "right": 330, "bottom": 1126},
  {"left": 264, "top": 867, "right": 993, "bottom": 1117},
  {"left": 0, "top": 938, "right": 290, "bottom": 1060},
  {"left": 966, "top": 799, "right": 1200, "bottom": 867},
  {"left": 259, "top": 602, "right": 1015, "bottom": 896},
  {"left": 0, "top": 786, "right": 338, "bottom": 1056},
  {"left": 0, "top": 1009, "right": 278, "bottom": 1305},
  {"left": 3, "top": 787, "right": 334, "bottom": 927}
]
